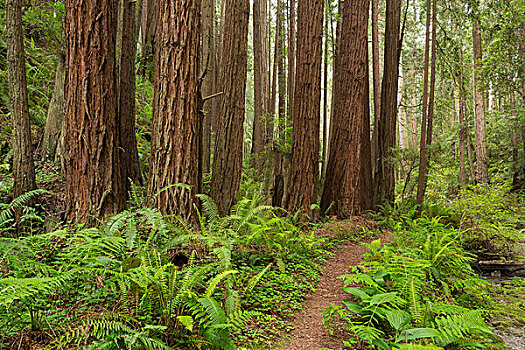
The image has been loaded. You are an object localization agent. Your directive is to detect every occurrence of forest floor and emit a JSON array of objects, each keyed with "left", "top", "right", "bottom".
[{"left": 276, "top": 220, "right": 391, "bottom": 350}]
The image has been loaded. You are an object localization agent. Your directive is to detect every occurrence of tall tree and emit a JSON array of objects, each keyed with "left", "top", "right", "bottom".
[
  {"left": 6, "top": 0, "right": 36, "bottom": 201},
  {"left": 252, "top": 0, "right": 269, "bottom": 171},
  {"left": 272, "top": 0, "right": 287, "bottom": 207},
  {"left": 287, "top": 0, "right": 296, "bottom": 122},
  {"left": 472, "top": 19, "right": 489, "bottom": 183},
  {"left": 202, "top": 0, "right": 217, "bottom": 174},
  {"left": 64, "top": 0, "right": 126, "bottom": 225},
  {"left": 210, "top": 0, "right": 250, "bottom": 216},
  {"left": 371, "top": 0, "right": 382, "bottom": 175},
  {"left": 42, "top": 55, "right": 65, "bottom": 163},
  {"left": 321, "top": 0, "right": 370, "bottom": 217},
  {"left": 117, "top": 0, "right": 142, "bottom": 190},
  {"left": 139, "top": 0, "right": 157, "bottom": 79},
  {"left": 373, "top": 0, "right": 402, "bottom": 207},
  {"left": 147, "top": 0, "right": 202, "bottom": 225},
  {"left": 284, "top": 0, "right": 323, "bottom": 216},
  {"left": 416, "top": 0, "right": 437, "bottom": 209}
]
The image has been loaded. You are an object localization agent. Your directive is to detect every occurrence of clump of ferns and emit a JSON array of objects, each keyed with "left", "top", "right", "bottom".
[{"left": 87, "top": 245, "right": 270, "bottom": 349}]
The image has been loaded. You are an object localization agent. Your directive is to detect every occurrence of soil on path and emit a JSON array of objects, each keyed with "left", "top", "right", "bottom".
[{"left": 279, "top": 221, "right": 391, "bottom": 350}]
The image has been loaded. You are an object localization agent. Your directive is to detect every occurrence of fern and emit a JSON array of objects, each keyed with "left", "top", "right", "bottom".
[
  {"left": 196, "top": 194, "right": 220, "bottom": 223},
  {"left": 0, "top": 189, "right": 51, "bottom": 225},
  {"left": 205, "top": 270, "right": 238, "bottom": 298},
  {"left": 434, "top": 311, "right": 492, "bottom": 346}
]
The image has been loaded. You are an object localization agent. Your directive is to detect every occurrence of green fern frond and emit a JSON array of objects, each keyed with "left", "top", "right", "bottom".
[
  {"left": 196, "top": 194, "right": 220, "bottom": 222},
  {"left": 205, "top": 270, "right": 238, "bottom": 298},
  {"left": 0, "top": 189, "right": 51, "bottom": 225},
  {"left": 244, "top": 263, "right": 272, "bottom": 297}
]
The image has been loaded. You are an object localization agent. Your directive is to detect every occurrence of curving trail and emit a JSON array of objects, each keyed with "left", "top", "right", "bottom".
[{"left": 278, "top": 225, "right": 391, "bottom": 350}]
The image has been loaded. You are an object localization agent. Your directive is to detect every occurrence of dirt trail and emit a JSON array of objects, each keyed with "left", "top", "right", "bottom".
[{"left": 279, "top": 228, "right": 391, "bottom": 350}]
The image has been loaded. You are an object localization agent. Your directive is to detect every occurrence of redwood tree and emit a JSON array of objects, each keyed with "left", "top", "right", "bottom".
[
  {"left": 64, "top": 0, "right": 125, "bottom": 225},
  {"left": 147, "top": 0, "right": 202, "bottom": 225},
  {"left": 472, "top": 19, "right": 489, "bottom": 183},
  {"left": 373, "top": 0, "right": 402, "bottom": 207},
  {"left": 251, "top": 0, "right": 270, "bottom": 171},
  {"left": 202, "top": 0, "right": 217, "bottom": 174},
  {"left": 118, "top": 0, "right": 142, "bottom": 190},
  {"left": 321, "top": 0, "right": 370, "bottom": 217},
  {"left": 284, "top": 0, "right": 323, "bottom": 216},
  {"left": 6, "top": 0, "right": 36, "bottom": 200},
  {"left": 210, "top": 0, "right": 250, "bottom": 216}
]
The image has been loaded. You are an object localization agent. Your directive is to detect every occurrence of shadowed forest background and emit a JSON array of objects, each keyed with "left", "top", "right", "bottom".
[{"left": 0, "top": 0, "right": 524, "bottom": 349}]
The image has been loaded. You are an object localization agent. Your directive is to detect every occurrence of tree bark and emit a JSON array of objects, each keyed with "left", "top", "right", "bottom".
[
  {"left": 42, "top": 55, "right": 65, "bottom": 162},
  {"left": 284, "top": 0, "right": 323, "bottom": 217},
  {"left": 252, "top": 0, "right": 269, "bottom": 171},
  {"left": 472, "top": 20, "right": 489, "bottom": 183},
  {"left": 6, "top": 0, "right": 36, "bottom": 202},
  {"left": 371, "top": 0, "right": 382, "bottom": 176},
  {"left": 118, "top": 0, "right": 142, "bottom": 191},
  {"left": 287, "top": 0, "right": 296, "bottom": 123},
  {"left": 210, "top": 0, "right": 250, "bottom": 216},
  {"left": 373, "top": 0, "right": 402, "bottom": 207},
  {"left": 64, "top": 0, "right": 126, "bottom": 225},
  {"left": 273, "top": 0, "right": 287, "bottom": 208},
  {"left": 321, "top": 0, "right": 370, "bottom": 217},
  {"left": 139, "top": 0, "right": 157, "bottom": 79},
  {"left": 202, "top": 0, "right": 217, "bottom": 175},
  {"left": 147, "top": 0, "right": 202, "bottom": 225},
  {"left": 456, "top": 86, "right": 467, "bottom": 185},
  {"left": 416, "top": 0, "right": 434, "bottom": 209},
  {"left": 322, "top": 1, "right": 329, "bottom": 177}
]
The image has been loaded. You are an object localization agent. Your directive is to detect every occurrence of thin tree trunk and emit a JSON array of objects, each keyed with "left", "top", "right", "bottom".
[
  {"left": 202, "top": 0, "right": 217, "bottom": 174},
  {"left": 42, "top": 55, "right": 65, "bottom": 162},
  {"left": 210, "top": 0, "right": 250, "bottom": 216},
  {"left": 321, "top": 0, "right": 370, "bottom": 217},
  {"left": 6, "top": 0, "right": 37, "bottom": 229},
  {"left": 371, "top": 0, "right": 381, "bottom": 175},
  {"left": 456, "top": 86, "right": 467, "bottom": 185},
  {"left": 64, "top": 0, "right": 125, "bottom": 225},
  {"left": 322, "top": 0, "right": 329, "bottom": 177},
  {"left": 287, "top": 0, "right": 296, "bottom": 123},
  {"left": 252, "top": 0, "right": 269, "bottom": 172},
  {"left": 361, "top": 46, "right": 373, "bottom": 211},
  {"left": 273, "top": 0, "right": 287, "bottom": 208},
  {"left": 264, "top": 7, "right": 280, "bottom": 199},
  {"left": 118, "top": 0, "right": 142, "bottom": 191},
  {"left": 373, "top": 0, "right": 402, "bottom": 207},
  {"left": 472, "top": 20, "right": 489, "bottom": 183},
  {"left": 510, "top": 91, "right": 519, "bottom": 184},
  {"left": 139, "top": 0, "right": 157, "bottom": 80},
  {"left": 416, "top": 0, "right": 434, "bottom": 209},
  {"left": 284, "top": 0, "right": 323, "bottom": 217}
]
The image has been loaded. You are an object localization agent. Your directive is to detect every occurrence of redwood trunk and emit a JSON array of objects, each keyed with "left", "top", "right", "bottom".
[
  {"left": 284, "top": 0, "right": 323, "bottom": 216},
  {"left": 202, "top": 0, "right": 217, "bottom": 174},
  {"left": 118, "top": 0, "right": 142, "bottom": 190},
  {"left": 273, "top": 0, "right": 287, "bottom": 208},
  {"left": 321, "top": 0, "right": 370, "bottom": 217},
  {"left": 416, "top": 0, "right": 434, "bottom": 209},
  {"left": 472, "top": 20, "right": 489, "bottom": 183},
  {"left": 373, "top": 0, "right": 402, "bottom": 207},
  {"left": 210, "top": 0, "right": 250, "bottom": 216},
  {"left": 371, "top": 0, "right": 381, "bottom": 175},
  {"left": 6, "top": 0, "right": 36, "bottom": 202},
  {"left": 147, "top": 0, "right": 202, "bottom": 225},
  {"left": 42, "top": 55, "right": 65, "bottom": 162},
  {"left": 252, "top": 0, "right": 269, "bottom": 171},
  {"left": 64, "top": 0, "right": 125, "bottom": 225},
  {"left": 287, "top": 0, "right": 296, "bottom": 123}
]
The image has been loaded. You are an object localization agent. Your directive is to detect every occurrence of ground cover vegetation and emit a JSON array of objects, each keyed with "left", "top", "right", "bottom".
[{"left": 0, "top": 0, "right": 524, "bottom": 349}]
